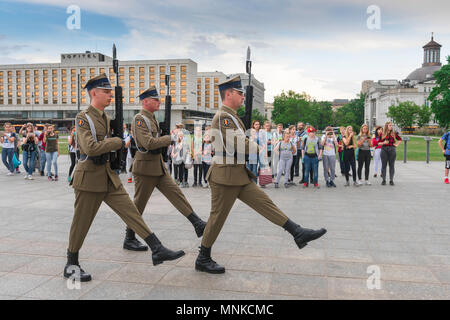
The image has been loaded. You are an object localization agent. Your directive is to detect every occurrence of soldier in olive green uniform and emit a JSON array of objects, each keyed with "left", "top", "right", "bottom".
[
  {"left": 121, "top": 87, "right": 206, "bottom": 251},
  {"left": 195, "top": 76, "right": 327, "bottom": 274},
  {"left": 64, "top": 74, "right": 185, "bottom": 282}
]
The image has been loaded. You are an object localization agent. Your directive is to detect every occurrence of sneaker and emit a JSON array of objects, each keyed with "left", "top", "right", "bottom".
[
  {"left": 284, "top": 183, "right": 290, "bottom": 188},
  {"left": 40, "top": 171, "right": 44, "bottom": 176},
  {"left": 373, "top": 174, "right": 377, "bottom": 178},
  {"left": 15, "top": 169, "right": 21, "bottom": 174},
  {"left": 199, "top": 182, "right": 203, "bottom": 187},
  {"left": 193, "top": 182, "right": 198, "bottom": 187},
  {"left": 48, "top": 176, "right": 54, "bottom": 181},
  {"left": 365, "top": 180, "right": 371, "bottom": 185},
  {"left": 330, "top": 181, "right": 337, "bottom": 188},
  {"left": 28, "top": 175, "right": 34, "bottom": 180},
  {"left": 274, "top": 183, "right": 279, "bottom": 188},
  {"left": 127, "top": 178, "right": 132, "bottom": 183},
  {"left": 303, "top": 183, "right": 309, "bottom": 188},
  {"left": 354, "top": 181, "right": 362, "bottom": 187},
  {"left": 344, "top": 181, "right": 350, "bottom": 187},
  {"left": 24, "top": 174, "right": 29, "bottom": 179},
  {"left": 389, "top": 181, "right": 395, "bottom": 186},
  {"left": 54, "top": 175, "right": 58, "bottom": 181},
  {"left": 381, "top": 180, "right": 386, "bottom": 186},
  {"left": 314, "top": 183, "right": 320, "bottom": 189},
  {"left": 7, "top": 172, "right": 13, "bottom": 176},
  {"left": 445, "top": 178, "right": 449, "bottom": 184},
  {"left": 184, "top": 182, "right": 189, "bottom": 188},
  {"left": 204, "top": 183, "right": 209, "bottom": 188}
]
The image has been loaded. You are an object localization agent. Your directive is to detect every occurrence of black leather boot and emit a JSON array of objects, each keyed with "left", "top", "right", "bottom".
[
  {"left": 63, "top": 250, "right": 92, "bottom": 282},
  {"left": 283, "top": 219, "right": 327, "bottom": 249},
  {"left": 195, "top": 245, "right": 225, "bottom": 274},
  {"left": 144, "top": 233, "right": 185, "bottom": 266},
  {"left": 187, "top": 212, "right": 207, "bottom": 238},
  {"left": 123, "top": 227, "right": 148, "bottom": 251}
]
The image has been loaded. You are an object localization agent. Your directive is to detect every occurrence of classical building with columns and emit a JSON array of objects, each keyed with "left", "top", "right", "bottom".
[{"left": 364, "top": 35, "right": 443, "bottom": 128}]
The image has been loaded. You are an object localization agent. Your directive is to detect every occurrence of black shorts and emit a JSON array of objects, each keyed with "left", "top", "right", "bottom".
[{"left": 445, "top": 155, "right": 450, "bottom": 169}]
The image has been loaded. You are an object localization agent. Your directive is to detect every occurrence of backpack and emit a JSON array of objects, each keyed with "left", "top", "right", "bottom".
[{"left": 443, "top": 132, "right": 449, "bottom": 151}]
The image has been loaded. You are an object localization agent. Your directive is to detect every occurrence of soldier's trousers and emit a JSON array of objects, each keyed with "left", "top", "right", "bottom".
[
  {"left": 133, "top": 173, "right": 193, "bottom": 217},
  {"left": 68, "top": 182, "right": 152, "bottom": 253},
  {"left": 201, "top": 181, "right": 289, "bottom": 248}
]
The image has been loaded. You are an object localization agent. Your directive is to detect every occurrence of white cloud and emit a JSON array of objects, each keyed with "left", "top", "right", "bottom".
[{"left": 4, "top": 0, "right": 450, "bottom": 102}]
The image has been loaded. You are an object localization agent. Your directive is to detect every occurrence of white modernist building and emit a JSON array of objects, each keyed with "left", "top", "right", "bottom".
[
  {"left": 0, "top": 51, "right": 265, "bottom": 130},
  {"left": 364, "top": 35, "right": 443, "bottom": 128}
]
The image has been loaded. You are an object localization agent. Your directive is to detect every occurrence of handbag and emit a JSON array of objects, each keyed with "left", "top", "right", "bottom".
[
  {"left": 258, "top": 166, "right": 273, "bottom": 186},
  {"left": 12, "top": 153, "right": 21, "bottom": 169}
]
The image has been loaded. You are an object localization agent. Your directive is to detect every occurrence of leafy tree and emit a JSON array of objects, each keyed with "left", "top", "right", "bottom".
[
  {"left": 334, "top": 93, "right": 365, "bottom": 131},
  {"left": 237, "top": 106, "right": 267, "bottom": 124},
  {"left": 386, "top": 101, "right": 420, "bottom": 129},
  {"left": 428, "top": 56, "right": 450, "bottom": 129},
  {"left": 416, "top": 105, "right": 433, "bottom": 128},
  {"left": 272, "top": 90, "right": 311, "bottom": 127}
]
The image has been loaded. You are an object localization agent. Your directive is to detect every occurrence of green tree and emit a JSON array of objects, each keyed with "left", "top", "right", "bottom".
[
  {"left": 334, "top": 93, "right": 365, "bottom": 131},
  {"left": 416, "top": 105, "right": 433, "bottom": 128},
  {"left": 386, "top": 101, "right": 420, "bottom": 129},
  {"left": 428, "top": 56, "right": 450, "bottom": 129},
  {"left": 272, "top": 90, "right": 311, "bottom": 127},
  {"left": 309, "top": 101, "right": 333, "bottom": 130},
  {"left": 237, "top": 106, "right": 267, "bottom": 125}
]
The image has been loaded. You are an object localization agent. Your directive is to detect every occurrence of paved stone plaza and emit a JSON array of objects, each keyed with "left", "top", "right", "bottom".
[{"left": 0, "top": 156, "right": 448, "bottom": 300}]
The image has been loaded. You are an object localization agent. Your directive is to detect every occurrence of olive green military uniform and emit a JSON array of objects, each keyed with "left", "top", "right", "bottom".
[
  {"left": 131, "top": 108, "right": 193, "bottom": 216},
  {"left": 201, "top": 105, "right": 289, "bottom": 248},
  {"left": 68, "top": 105, "right": 152, "bottom": 252}
]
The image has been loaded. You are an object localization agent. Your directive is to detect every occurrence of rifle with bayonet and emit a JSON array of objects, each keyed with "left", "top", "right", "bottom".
[
  {"left": 243, "top": 46, "right": 253, "bottom": 130},
  {"left": 160, "top": 63, "right": 171, "bottom": 162},
  {"left": 109, "top": 43, "right": 124, "bottom": 171}
]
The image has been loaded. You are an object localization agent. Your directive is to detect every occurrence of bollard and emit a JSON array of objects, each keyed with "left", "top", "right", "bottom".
[
  {"left": 424, "top": 136, "right": 433, "bottom": 164},
  {"left": 402, "top": 136, "right": 410, "bottom": 163}
]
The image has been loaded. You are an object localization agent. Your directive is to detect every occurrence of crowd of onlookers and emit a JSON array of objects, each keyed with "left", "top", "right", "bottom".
[
  {"left": 3, "top": 120, "right": 449, "bottom": 185},
  {"left": 1, "top": 122, "right": 60, "bottom": 180}
]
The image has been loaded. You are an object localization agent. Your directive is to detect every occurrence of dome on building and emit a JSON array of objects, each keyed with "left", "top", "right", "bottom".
[
  {"left": 406, "top": 65, "right": 441, "bottom": 82},
  {"left": 405, "top": 34, "right": 442, "bottom": 82}
]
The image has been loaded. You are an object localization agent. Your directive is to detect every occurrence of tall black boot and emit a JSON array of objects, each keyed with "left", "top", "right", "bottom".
[
  {"left": 123, "top": 227, "right": 148, "bottom": 251},
  {"left": 283, "top": 219, "right": 327, "bottom": 249},
  {"left": 195, "top": 245, "right": 225, "bottom": 274},
  {"left": 63, "top": 250, "right": 92, "bottom": 282},
  {"left": 144, "top": 233, "right": 185, "bottom": 266},
  {"left": 187, "top": 212, "right": 207, "bottom": 238}
]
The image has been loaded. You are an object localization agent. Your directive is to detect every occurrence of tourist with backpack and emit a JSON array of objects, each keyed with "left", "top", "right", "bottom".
[
  {"left": 321, "top": 126, "right": 338, "bottom": 187},
  {"left": 301, "top": 126, "right": 322, "bottom": 188},
  {"left": 274, "top": 129, "right": 296, "bottom": 188},
  {"left": 439, "top": 130, "right": 450, "bottom": 184}
]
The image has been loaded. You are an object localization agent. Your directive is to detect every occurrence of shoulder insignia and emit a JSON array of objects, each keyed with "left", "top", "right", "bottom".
[
  {"left": 222, "top": 118, "right": 231, "bottom": 128},
  {"left": 77, "top": 118, "right": 86, "bottom": 127},
  {"left": 136, "top": 119, "right": 144, "bottom": 128}
]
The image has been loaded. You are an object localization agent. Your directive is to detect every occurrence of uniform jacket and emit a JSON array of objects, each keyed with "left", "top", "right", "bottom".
[
  {"left": 206, "top": 104, "right": 258, "bottom": 186},
  {"left": 131, "top": 108, "right": 171, "bottom": 177},
  {"left": 71, "top": 105, "right": 123, "bottom": 192}
]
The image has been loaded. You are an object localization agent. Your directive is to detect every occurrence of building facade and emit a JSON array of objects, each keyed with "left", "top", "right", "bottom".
[
  {"left": 0, "top": 52, "right": 264, "bottom": 131},
  {"left": 364, "top": 35, "right": 443, "bottom": 128}
]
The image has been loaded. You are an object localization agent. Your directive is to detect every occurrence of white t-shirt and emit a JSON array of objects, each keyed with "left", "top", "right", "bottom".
[
  {"left": 2, "top": 132, "right": 16, "bottom": 149},
  {"left": 321, "top": 135, "right": 336, "bottom": 156}
]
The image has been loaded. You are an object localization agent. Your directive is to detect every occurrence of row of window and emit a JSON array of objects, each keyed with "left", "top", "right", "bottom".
[{"left": 0, "top": 66, "right": 187, "bottom": 79}]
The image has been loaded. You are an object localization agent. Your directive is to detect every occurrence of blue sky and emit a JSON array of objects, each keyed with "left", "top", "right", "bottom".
[{"left": 1, "top": 0, "right": 449, "bottom": 102}]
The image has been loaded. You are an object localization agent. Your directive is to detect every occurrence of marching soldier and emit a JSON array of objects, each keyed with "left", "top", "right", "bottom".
[
  {"left": 124, "top": 86, "right": 207, "bottom": 251},
  {"left": 195, "top": 76, "right": 327, "bottom": 274},
  {"left": 65, "top": 74, "right": 185, "bottom": 282}
]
